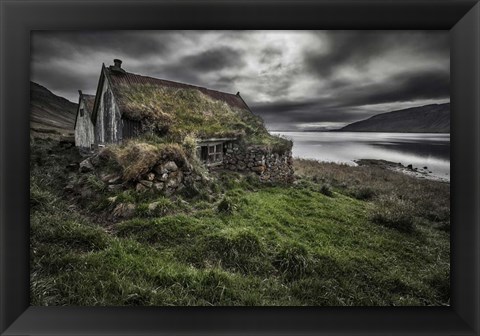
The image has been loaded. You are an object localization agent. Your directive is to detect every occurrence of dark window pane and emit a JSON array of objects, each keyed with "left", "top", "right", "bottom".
[{"left": 201, "top": 146, "right": 208, "bottom": 161}]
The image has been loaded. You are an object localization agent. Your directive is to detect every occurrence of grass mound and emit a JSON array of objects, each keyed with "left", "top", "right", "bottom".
[
  {"left": 192, "top": 229, "right": 269, "bottom": 275},
  {"left": 107, "top": 141, "right": 188, "bottom": 181},
  {"left": 273, "top": 242, "right": 313, "bottom": 280}
]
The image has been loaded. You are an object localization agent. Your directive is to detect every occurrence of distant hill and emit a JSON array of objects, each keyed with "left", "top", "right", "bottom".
[
  {"left": 339, "top": 103, "right": 450, "bottom": 133},
  {"left": 30, "top": 81, "right": 77, "bottom": 136}
]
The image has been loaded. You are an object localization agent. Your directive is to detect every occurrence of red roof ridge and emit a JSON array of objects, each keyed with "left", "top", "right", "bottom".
[{"left": 120, "top": 69, "right": 240, "bottom": 98}]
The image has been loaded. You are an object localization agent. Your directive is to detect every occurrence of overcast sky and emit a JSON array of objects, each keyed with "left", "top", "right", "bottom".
[{"left": 31, "top": 30, "right": 449, "bottom": 131}]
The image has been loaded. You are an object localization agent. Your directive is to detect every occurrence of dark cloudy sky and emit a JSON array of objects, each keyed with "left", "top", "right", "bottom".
[{"left": 31, "top": 30, "right": 449, "bottom": 131}]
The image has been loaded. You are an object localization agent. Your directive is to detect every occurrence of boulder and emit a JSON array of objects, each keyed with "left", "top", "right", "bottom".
[
  {"left": 79, "top": 159, "right": 94, "bottom": 173},
  {"left": 164, "top": 161, "right": 178, "bottom": 172},
  {"left": 145, "top": 172, "right": 155, "bottom": 181}
]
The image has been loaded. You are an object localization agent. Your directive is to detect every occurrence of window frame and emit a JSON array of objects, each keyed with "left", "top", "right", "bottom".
[{"left": 199, "top": 142, "right": 224, "bottom": 165}]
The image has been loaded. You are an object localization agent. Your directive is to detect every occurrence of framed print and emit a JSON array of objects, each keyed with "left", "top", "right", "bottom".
[{"left": 1, "top": 0, "right": 479, "bottom": 335}]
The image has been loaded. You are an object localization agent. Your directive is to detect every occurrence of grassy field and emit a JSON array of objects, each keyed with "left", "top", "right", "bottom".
[{"left": 30, "top": 138, "right": 450, "bottom": 306}]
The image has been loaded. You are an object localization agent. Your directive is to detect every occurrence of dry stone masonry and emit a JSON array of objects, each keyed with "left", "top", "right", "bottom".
[{"left": 221, "top": 142, "right": 294, "bottom": 183}]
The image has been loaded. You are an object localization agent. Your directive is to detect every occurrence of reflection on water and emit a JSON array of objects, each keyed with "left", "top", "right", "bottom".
[{"left": 272, "top": 131, "right": 450, "bottom": 180}]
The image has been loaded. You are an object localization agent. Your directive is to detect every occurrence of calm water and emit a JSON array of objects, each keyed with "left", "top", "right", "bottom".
[{"left": 272, "top": 131, "right": 450, "bottom": 180}]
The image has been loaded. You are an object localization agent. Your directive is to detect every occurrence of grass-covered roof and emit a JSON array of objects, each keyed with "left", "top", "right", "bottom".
[{"left": 105, "top": 67, "right": 291, "bottom": 151}]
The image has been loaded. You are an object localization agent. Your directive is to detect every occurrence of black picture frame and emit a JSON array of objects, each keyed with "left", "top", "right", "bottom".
[{"left": 1, "top": 0, "right": 479, "bottom": 335}]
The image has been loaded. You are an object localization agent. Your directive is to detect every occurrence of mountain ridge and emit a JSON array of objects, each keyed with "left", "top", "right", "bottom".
[
  {"left": 339, "top": 103, "right": 450, "bottom": 133},
  {"left": 30, "top": 81, "right": 78, "bottom": 135}
]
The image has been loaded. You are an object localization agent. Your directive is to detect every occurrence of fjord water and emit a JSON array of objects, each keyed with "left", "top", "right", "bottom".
[{"left": 272, "top": 131, "right": 450, "bottom": 180}]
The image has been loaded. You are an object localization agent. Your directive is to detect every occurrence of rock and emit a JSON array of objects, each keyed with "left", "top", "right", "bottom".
[
  {"left": 113, "top": 203, "right": 136, "bottom": 218},
  {"left": 90, "top": 149, "right": 112, "bottom": 167},
  {"left": 407, "top": 164, "right": 413, "bottom": 170},
  {"left": 166, "top": 177, "right": 179, "bottom": 189},
  {"left": 64, "top": 184, "right": 75, "bottom": 192},
  {"left": 174, "top": 170, "right": 183, "bottom": 184},
  {"left": 148, "top": 201, "right": 162, "bottom": 212},
  {"left": 237, "top": 162, "right": 246, "bottom": 170},
  {"left": 145, "top": 172, "right": 155, "bottom": 181},
  {"left": 159, "top": 173, "right": 169, "bottom": 181},
  {"left": 108, "top": 184, "right": 123, "bottom": 192},
  {"left": 136, "top": 183, "right": 148, "bottom": 192},
  {"left": 423, "top": 166, "right": 428, "bottom": 170},
  {"left": 140, "top": 180, "right": 153, "bottom": 188},
  {"left": 251, "top": 165, "right": 266, "bottom": 173},
  {"left": 101, "top": 173, "right": 122, "bottom": 184},
  {"left": 153, "top": 164, "right": 168, "bottom": 175},
  {"left": 107, "top": 196, "right": 118, "bottom": 203},
  {"left": 89, "top": 154, "right": 101, "bottom": 167},
  {"left": 164, "top": 161, "right": 178, "bottom": 172},
  {"left": 79, "top": 159, "right": 94, "bottom": 173},
  {"left": 153, "top": 182, "right": 164, "bottom": 191},
  {"left": 108, "top": 175, "right": 122, "bottom": 184}
]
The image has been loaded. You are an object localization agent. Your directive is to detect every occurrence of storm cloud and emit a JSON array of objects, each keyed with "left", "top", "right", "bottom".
[{"left": 31, "top": 30, "right": 449, "bottom": 130}]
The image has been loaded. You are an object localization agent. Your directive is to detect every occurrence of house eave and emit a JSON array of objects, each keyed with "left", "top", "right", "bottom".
[{"left": 196, "top": 137, "right": 237, "bottom": 145}]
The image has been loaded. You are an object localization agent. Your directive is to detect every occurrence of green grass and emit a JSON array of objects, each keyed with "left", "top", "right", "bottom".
[{"left": 30, "top": 139, "right": 450, "bottom": 306}]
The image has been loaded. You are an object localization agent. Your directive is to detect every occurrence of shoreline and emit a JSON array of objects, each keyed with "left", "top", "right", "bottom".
[{"left": 354, "top": 159, "right": 449, "bottom": 183}]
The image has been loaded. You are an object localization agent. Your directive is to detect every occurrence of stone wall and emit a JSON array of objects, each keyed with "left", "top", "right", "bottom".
[{"left": 221, "top": 142, "right": 294, "bottom": 183}]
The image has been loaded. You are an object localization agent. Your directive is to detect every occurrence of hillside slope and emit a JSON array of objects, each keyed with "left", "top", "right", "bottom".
[
  {"left": 340, "top": 103, "right": 450, "bottom": 133},
  {"left": 30, "top": 81, "right": 77, "bottom": 135}
]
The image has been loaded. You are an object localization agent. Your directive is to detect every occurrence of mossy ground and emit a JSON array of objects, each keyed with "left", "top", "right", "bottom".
[{"left": 30, "top": 138, "right": 450, "bottom": 306}]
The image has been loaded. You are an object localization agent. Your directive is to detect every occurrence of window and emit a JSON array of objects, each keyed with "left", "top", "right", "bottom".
[
  {"left": 80, "top": 108, "right": 84, "bottom": 117},
  {"left": 199, "top": 142, "right": 223, "bottom": 164}
]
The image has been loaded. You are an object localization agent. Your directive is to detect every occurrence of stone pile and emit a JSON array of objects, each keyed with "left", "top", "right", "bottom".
[{"left": 78, "top": 152, "right": 205, "bottom": 196}]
